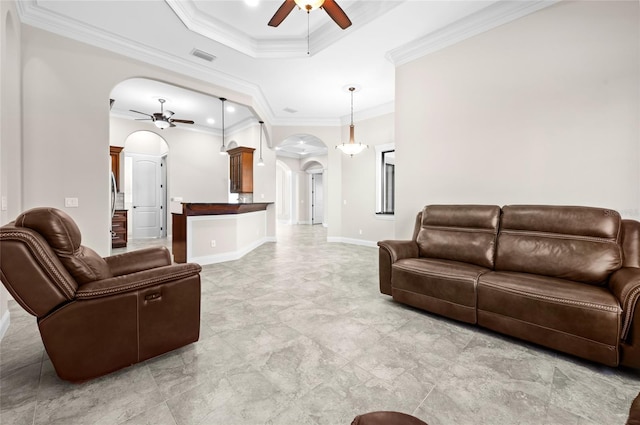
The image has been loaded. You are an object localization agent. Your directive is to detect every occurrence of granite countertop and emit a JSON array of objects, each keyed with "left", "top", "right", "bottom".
[{"left": 177, "top": 202, "right": 273, "bottom": 216}]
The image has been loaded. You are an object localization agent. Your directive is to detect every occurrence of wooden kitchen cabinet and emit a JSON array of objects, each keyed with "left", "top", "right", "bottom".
[
  {"left": 110, "top": 146, "right": 123, "bottom": 191},
  {"left": 111, "top": 209, "right": 128, "bottom": 248},
  {"left": 227, "top": 146, "right": 255, "bottom": 193}
]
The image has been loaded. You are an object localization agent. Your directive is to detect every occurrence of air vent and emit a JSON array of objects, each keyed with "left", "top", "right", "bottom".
[
  {"left": 191, "top": 49, "right": 216, "bottom": 62},
  {"left": 283, "top": 107, "right": 298, "bottom": 114}
]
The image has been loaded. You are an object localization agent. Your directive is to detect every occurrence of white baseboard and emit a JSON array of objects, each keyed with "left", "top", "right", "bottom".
[
  {"left": 0, "top": 310, "right": 10, "bottom": 341},
  {"left": 327, "top": 237, "right": 378, "bottom": 248},
  {"left": 190, "top": 237, "right": 275, "bottom": 265}
]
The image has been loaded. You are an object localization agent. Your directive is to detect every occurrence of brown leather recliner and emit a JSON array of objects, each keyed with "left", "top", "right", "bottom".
[{"left": 0, "top": 207, "right": 202, "bottom": 382}]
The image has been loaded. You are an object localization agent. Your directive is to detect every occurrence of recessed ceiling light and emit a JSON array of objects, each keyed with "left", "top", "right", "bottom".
[
  {"left": 299, "top": 141, "right": 305, "bottom": 144},
  {"left": 207, "top": 118, "right": 215, "bottom": 124},
  {"left": 244, "top": 0, "right": 259, "bottom": 6},
  {"left": 226, "top": 105, "right": 236, "bottom": 113}
]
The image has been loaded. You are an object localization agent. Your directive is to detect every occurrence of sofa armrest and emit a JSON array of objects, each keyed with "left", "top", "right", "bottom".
[
  {"left": 76, "top": 263, "right": 202, "bottom": 300},
  {"left": 377, "top": 240, "right": 419, "bottom": 263},
  {"left": 377, "top": 240, "right": 419, "bottom": 296},
  {"left": 104, "top": 247, "right": 172, "bottom": 277},
  {"left": 610, "top": 267, "right": 640, "bottom": 340}
]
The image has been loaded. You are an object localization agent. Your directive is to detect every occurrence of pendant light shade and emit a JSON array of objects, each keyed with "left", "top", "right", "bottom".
[
  {"left": 336, "top": 87, "right": 368, "bottom": 157},
  {"left": 257, "top": 120, "right": 265, "bottom": 166},
  {"left": 219, "top": 97, "right": 227, "bottom": 155}
]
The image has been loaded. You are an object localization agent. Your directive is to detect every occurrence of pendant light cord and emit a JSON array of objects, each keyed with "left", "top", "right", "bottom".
[
  {"left": 221, "top": 98, "right": 225, "bottom": 148},
  {"left": 259, "top": 121, "right": 264, "bottom": 159},
  {"left": 307, "top": 11, "right": 310, "bottom": 55},
  {"left": 350, "top": 87, "right": 354, "bottom": 126}
]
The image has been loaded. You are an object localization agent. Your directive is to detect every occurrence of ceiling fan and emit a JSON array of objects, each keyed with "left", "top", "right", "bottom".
[
  {"left": 129, "top": 98, "right": 195, "bottom": 130},
  {"left": 268, "top": 0, "right": 352, "bottom": 30}
]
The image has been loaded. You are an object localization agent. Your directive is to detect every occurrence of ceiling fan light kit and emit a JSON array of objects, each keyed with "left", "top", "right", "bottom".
[
  {"left": 336, "top": 86, "right": 368, "bottom": 157},
  {"left": 294, "top": 0, "right": 325, "bottom": 11},
  {"left": 155, "top": 119, "right": 171, "bottom": 130}
]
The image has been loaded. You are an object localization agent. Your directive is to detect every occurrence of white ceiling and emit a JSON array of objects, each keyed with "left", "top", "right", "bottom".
[{"left": 16, "top": 0, "right": 555, "bottom": 156}]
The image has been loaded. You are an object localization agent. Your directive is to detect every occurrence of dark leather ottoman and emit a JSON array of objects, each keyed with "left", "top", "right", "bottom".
[{"left": 352, "top": 411, "right": 428, "bottom": 425}]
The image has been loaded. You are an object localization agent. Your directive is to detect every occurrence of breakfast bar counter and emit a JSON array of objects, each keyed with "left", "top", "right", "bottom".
[{"left": 172, "top": 202, "right": 274, "bottom": 264}]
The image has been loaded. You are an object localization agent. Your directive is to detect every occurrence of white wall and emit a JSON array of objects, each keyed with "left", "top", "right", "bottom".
[
  {"left": 0, "top": 1, "right": 22, "bottom": 338},
  {"left": 339, "top": 112, "right": 396, "bottom": 245},
  {"left": 276, "top": 157, "right": 299, "bottom": 223},
  {"left": 20, "top": 25, "right": 263, "bottom": 255},
  {"left": 395, "top": 0, "right": 640, "bottom": 239}
]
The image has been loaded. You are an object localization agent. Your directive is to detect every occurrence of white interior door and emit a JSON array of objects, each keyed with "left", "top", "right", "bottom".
[
  {"left": 131, "top": 153, "right": 163, "bottom": 239},
  {"left": 312, "top": 173, "right": 324, "bottom": 225}
]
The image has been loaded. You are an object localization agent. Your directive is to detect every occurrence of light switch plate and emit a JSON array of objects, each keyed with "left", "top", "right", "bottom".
[{"left": 64, "top": 197, "right": 79, "bottom": 208}]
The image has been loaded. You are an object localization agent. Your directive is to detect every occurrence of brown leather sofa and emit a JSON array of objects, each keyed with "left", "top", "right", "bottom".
[
  {"left": 0, "top": 207, "right": 202, "bottom": 382},
  {"left": 379, "top": 205, "right": 640, "bottom": 368}
]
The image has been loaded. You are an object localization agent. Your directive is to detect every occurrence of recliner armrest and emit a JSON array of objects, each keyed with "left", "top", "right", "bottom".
[
  {"left": 377, "top": 240, "right": 419, "bottom": 296},
  {"left": 104, "top": 247, "right": 172, "bottom": 277},
  {"left": 76, "top": 263, "right": 202, "bottom": 299},
  {"left": 609, "top": 267, "right": 640, "bottom": 340},
  {"left": 377, "top": 240, "right": 419, "bottom": 263}
]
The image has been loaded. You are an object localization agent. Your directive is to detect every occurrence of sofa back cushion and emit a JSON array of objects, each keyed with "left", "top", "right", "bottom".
[
  {"left": 495, "top": 205, "right": 622, "bottom": 285},
  {"left": 416, "top": 205, "right": 501, "bottom": 269},
  {"left": 15, "top": 207, "right": 112, "bottom": 284}
]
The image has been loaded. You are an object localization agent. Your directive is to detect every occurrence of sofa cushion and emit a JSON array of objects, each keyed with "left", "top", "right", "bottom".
[
  {"left": 477, "top": 271, "right": 621, "bottom": 365},
  {"left": 416, "top": 205, "right": 501, "bottom": 269},
  {"left": 495, "top": 205, "right": 623, "bottom": 285},
  {"left": 392, "top": 258, "right": 490, "bottom": 323}
]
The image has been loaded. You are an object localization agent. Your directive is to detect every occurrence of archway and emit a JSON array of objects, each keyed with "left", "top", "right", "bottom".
[
  {"left": 274, "top": 134, "right": 328, "bottom": 226},
  {"left": 301, "top": 160, "right": 326, "bottom": 225},
  {"left": 123, "top": 131, "right": 169, "bottom": 239}
]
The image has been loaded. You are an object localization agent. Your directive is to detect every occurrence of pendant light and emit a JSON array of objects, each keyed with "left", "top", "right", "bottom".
[
  {"left": 336, "top": 87, "right": 368, "bottom": 157},
  {"left": 219, "top": 97, "right": 227, "bottom": 155},
  {"left": 257, "top": 120, "right": 265, "bottom": 166}
]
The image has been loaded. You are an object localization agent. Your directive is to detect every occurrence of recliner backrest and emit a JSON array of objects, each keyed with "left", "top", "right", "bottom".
[
  {"left": 14, "top": 207, "right": 112, "bottom": 284},
  {"left": 0, "top": 224, "right": 77, "bottom": 317},
  {"left": 416, "top": 205, "right": 501, "bottom": 269},
  {"left": 621, "top": 219, "right": 640, "bottom": 268},
  {"left": 495, "top": 205, "right": 623, "bottom": 285}
]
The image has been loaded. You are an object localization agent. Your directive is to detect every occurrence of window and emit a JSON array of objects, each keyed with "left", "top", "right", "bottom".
[{"left": 376, "top": 143, "right": 395, "bottom": 215}]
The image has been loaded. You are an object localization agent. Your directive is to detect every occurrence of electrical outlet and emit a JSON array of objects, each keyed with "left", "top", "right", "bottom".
[
  {"left": 1, "top": 196, "right": 7, "bottom": 211},
  {"left": 210, "top": 240, "right": 216, "bottom": 247},
  {"left": 65, "top": 197, "right": 79, "bottom": 208},
  {"left": 359, "top": 229, "right": 363, "bottom": 235}
]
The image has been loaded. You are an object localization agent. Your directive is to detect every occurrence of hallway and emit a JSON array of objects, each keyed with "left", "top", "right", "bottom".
[{"left": 1, "top": 225, "right": 639, "bottom": 424}]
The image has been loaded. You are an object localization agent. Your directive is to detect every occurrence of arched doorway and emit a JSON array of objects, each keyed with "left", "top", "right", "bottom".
[
  {"left": 123, "top": 131, "right": 169, "bottom": 239},
  {"left": 274, "top": 134, "right": 328, "bottom": 226},
  {"left": 301, "top": 160, "right": 326, "bottom": 225}
]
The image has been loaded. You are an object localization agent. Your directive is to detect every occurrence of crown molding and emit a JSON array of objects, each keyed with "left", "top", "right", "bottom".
[
  {"left": 166, "top": 0, "right": 403, "bottom": 59},
  {"left": 166, "top": 0, "right": 309, "bottom": 59},
  {"left": 15, "top": 0, "right": 280, "bottom": 124},
  {"left": 386, "top": 0, "right": 559, "bottom": 66}
]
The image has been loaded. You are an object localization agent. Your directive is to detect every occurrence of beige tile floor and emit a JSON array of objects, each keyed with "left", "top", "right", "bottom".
[{"left": 1, "top": 224, "right": 639, "bottom": 424}]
